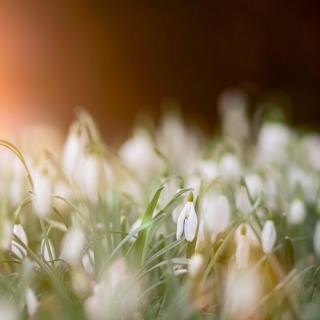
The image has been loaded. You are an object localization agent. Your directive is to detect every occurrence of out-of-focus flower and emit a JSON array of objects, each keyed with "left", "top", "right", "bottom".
[
  {"left": 202, "top": 194, "right": 230, "bottom": 242},
  {"left": 256, "top": 122, "right": 291, "bottom": 166},
  {"left": 246, "top": 174, "right": 263, "bottom": 200},
  {"left": 77, "top": 153, "right": 100, "bottom": 202},
  {"left": 223, "top": 267, "right": 262, "bottom": 319},
  {"left": 236, "top": 186, "right": 251, "bottom": 215},
  {"left": 119, "top": 129, "right": 162, "bottom": 181},
  {"left": 26, "top": 288, "right": 38, "bottom": 317},
  {"left": 32, "top": 168, "right": 52, "bottom": 217},
  {"left": 0, "top": 298, "right": 18, "bottom": 320},
  {"left": 235, "top": 225, "right": 250, "bottom": 269},
  {"left": 194, "top": 160, "right": 219, "bottom": 182},
  {"left": 60, "top": 227, "right": 85, "bottom": 265},
  {"left": 219, "top": 88, "right": 249, "bottom": 143},
  {"left": 288, "top": 199, "right": 306, "bottom": 225},
  {"left": 62, "top": 126, "right": 87, "bottom": 179},
  {"left": 261, "top": 220, "right": 276, "bottom": 254},
  {"left": 188, "top": 253, "right": 203, "bottom": 278},
  {"left": 302, "top": 134, "right": 320, "bottom": 171},
  {"left": 219, "top": 153, "right": 241, "bottom": 182},
  {"left": 82, "top": 250, "right": 95, "bottom": 276},
  {"left": 176, "top": 194, "right": 198, "bottom": 242},
  {"left": 313, "top": 221, "right": 320, "bottom": 257},
  {"left": 234, "top": 224, "right": 259, "bottom": 247},
  {"left": 40, "top": 238, "right": 56, "bottom": 262},
  {"left": 85, "top": 258, "right": 141, "bottom": 320},
  {"left": 12, "top": 224, "right": 28, "bottom": 259}
]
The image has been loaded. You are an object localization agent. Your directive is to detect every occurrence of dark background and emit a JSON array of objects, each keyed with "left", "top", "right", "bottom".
[{"left": 0, "top": 1, "right": 320, "bottom": 142}]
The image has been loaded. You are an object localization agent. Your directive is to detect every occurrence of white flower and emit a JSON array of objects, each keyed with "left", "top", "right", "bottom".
[
  {"left": 219, "top": 153, "right": 241, "bottom": 182},
  {"left": 26, "top": 288, "right": 38, "bottom": 317},
  {"left": 202, "top": 194, "right": 230, "bottom": 242},
  {"left": 234, "top": 224, "right": 259, "bottom": 247},
  {"left": 261, "top": 220, "right": 276, "bottom": 254},
  {"left": 236, "top": 186, "right": 251, "bottom": 215},
  {"left": 176, "top": 196, "right": 198, "bottom": 242},
  {"left": 246, "top": 174, "right": 263, "bottom": 199},
  {"left": 41, "top": 238, "right": 56, "bottom": 262},
  {"left": 78, "top": 154, "right": 100, "bottom": 202},
  {"left": 256, "top": 122, "right": 291, "bottom": 166},
  {"left": 195, "top": 160, "right": 219, "bottom": 182},
  {"left": 60, "top": 227, "right": 85, "bottom": 265},
  {"left": 12, "top": 224, "right": 28, "bottom": 259},
  {"left": 314, "top": 221, "right": 320, "bottom": 257},
  {"left": 288, "top": 199, "right": 306, "bottom": 225},
  {"left": 32, "top": 168, "right": 52, "bottom": 217},
  {"left": 62, "top": 128, "right": 85, "bottom": 178},
  {"left": 235, "top": 226, "right": 250, "bottom": 269},
  {"left": 188, "top": 253, "right": 203, "bottom": 277}
]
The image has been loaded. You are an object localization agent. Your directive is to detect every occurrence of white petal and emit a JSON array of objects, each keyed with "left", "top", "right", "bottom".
[
  {"left": 236, "top": 187, "right": 251, "bottom": 215},
  {"left": 26, "top": 288, "right": 38, "bottom": 316},
  {"left": 236, "top": 235, "right": 250, "bottom": 269},
  {"left": 184, "top": 204, "right": 197, "bottom": 242},
  {"left": 261, "top": 220, "right": 276, "bottom": 254},
  {"left": 12, "top": 224, "right": 28, "bottom": 259},
  {"left": 176, "top": 205, "right": 188, "bottom": 240}
]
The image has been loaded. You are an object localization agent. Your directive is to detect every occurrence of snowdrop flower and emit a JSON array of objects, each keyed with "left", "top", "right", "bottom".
[
  {"left": 219, "top": 153, "right": 241, "bottom": 182},
  {"left": 256, "top": 122, "right": 291, "bottom": 166},
  {"left": 246, "top": 174, "right": 263, "bottom": 200},
  {"left": 11, "top": 224, "right": 28, "bottom": 259},
  {"left": 223, "top": 267, "right": 262, "bottom": 320},
  {"left": 235, "top": 224, "right": 259, "bottom": 247},
  {"left": 176, "top": 193, "right": 198, "bottom": 242},
  {"left": 188, "top": 253, "right": 203, "bottom": 278},
  {"left": 287, "top": 199, "right": 306, "bottom": 225},
  {"left": 32, "top": 168, "right": 52, "bottom": 217},
  {"left": 0, "top": 298, "right": 18, "bottom": 320},
  {"left": 26, "top": 288, "right": 38, "bottom": 317},
  {"left": 202, "top": 194, "right": 230, "bottom": 242},
  {"left": 77, "top": 153, "right": 100, "bottom": 202},
  {"left": 261, "top": 220, "right": 276, "bottom": 254},
  {"left": 62, "top": 126, "right": 86, "bottom": 178},
  {"left": 60, "top": 227, "right": 85, "bottom": 266},
  {"left": 236, "top": 186, "right": 251, "bottom": 215},
  {"left": 219, "top": 88, "right": 249, "bottom": 142},
  {"left": 195, "top": 160, "right": 219, "bottom": 182},
  {"left": 40, "top": 238, "right": 56, "bottom": 262},
  {"left": 313, "top": 221, "right": 320, "bottom": 257},
  {"left": 235, "top": 225, "right": 250, "bottom": 269}
]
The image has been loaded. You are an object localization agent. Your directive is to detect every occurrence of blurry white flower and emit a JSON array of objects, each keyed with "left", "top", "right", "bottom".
[
  {"left": 219, "top": 88, "right": 249, "bottom": 142},
  {"left": 302, "top": 134, "right": 320, "bottom": 171},
  {"left": 85, "top": 258, "right": 140, "bottom": 320},
  {"left": 202, "top": 194, "right": 230, "bottom": 242},
  {"left": 12, "top": 224, "right": 28, "bottom": 259},
  {"left": 288, "top": 165, "right": 316, "bottom": 203},
  {"left": 82, "top": 250, "right": 95, "bottom": 276},
  {"left": 176, "top": 195, "right": 198, "bottom": 242},
  {"left": 0, "top": 219, "right": 12, "bottom": 250},
  {"left": 287, "top": 199, "right": 306, "bottom": 225},
  {"left": 235, "top": 226, "right": 250, "bottom": 269},
  {"left": 195, "top": 160, "right": 219, "bottom": 182},
  {"left": 188, "top": 253, "right": 203, "bottom": 278},
  {"left": 62, "top": 127, "right": 86, "bottom": 178},
  {"left": 40, "top": 238, "right": 56, "bottom": 262},
  {"left": 32, "top": 168, "right": 52, "bottom": 217},
  {"left": 219, "top": 153, "right": 241, "bottom": 182},
  {"left": 256, "top": 122, "right": 291, "bottom": 166},
  {"left": 313, "top": 221, "right": 320, "bottom": 257},
  {"left": 78, "top": 154, "right": 100, "bottom": 202},
  {"left": 223, "top": 267, "right": 262, "bottom": 320},
  {"left": 119, "top": 129, "right": 161, "bottom": 180},
  {"left": 60, "top": 227, "right": 85, "bottom": 265},
  {"left": 0, "top": 298, "right": 18, "bottom": 320},
  {"left": 236, "top": 186, "right": 251, "bottom": 215},
  {"left": 235, "top": 224, "right": 259, "bottom": 247},
  {"left": 26, "top": 288, "right": 38, "bottom": 317},
  {"left": 246, "top": 174, "right": 263, "bottom": 200},
  {"left": 261, "top": 220, "right": 276, "bottom": 254}
]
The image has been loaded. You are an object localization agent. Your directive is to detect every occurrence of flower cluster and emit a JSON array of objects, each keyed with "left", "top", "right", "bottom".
[{"left": 0, "top": 91, "right": 320, "bottom": 319}]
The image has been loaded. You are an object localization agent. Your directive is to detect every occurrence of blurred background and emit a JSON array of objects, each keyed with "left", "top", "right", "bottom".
[{"left": 0, "top": 0, "right": 320, "bottom": 143}]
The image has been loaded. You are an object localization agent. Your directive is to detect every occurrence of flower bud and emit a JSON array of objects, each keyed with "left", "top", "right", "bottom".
[{"left": 261, "top": 220, "right": 276, "bottom": 254}]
